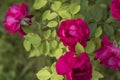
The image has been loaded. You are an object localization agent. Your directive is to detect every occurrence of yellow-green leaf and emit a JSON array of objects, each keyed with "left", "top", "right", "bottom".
[
  {"left": 42, "top": 10, "right": 51, "bottom": 20},
  {"left": 47, "top": 21, "right": 58, "bottom": 28},
  {"left": 70, "top": 3, "right": 81, "bottom": 14},
  {"left": 85, "top": 40, "right": 95, "bottom": 53},
  {"left": 58, "top": 10, "right": 71, "bottom": 19},
  {"left": 47, "top": 12, "right": 58, "bottom": 20},
  {"left": 75, "top": 43, "right": 85, "bottom": 55},
  {"left": 33, "top": 0, "right": 47, "bottom": 9},
  {"left": 36, "top": 67, "right": 51, "bottom": 80},
  {"left": 95, "top": 26, "right": 102, "bottom": 38},
  {"left": 23, "top": 40, "right": 31, "bottom": 51},
  {"left": 51, "top": 1, "right": 62, "bottom": 11}
]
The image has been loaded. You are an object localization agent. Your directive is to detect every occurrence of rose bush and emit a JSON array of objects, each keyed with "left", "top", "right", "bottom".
[{"left": 1, "top": 0, "right": 120, "bottom": 80}]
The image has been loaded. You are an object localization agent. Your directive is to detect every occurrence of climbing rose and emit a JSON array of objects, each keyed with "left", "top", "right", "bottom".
[
  {"left": 57, "top": 18, "right": 90, "bottom": 51},
  {"left": 95, "top": 35, "right": 120, "bottom": 71},
  {"left": 4, "top": 3, "right": 33, "bottom": 37},
  {"left": 56, "top": 52, "right": 92, "bottom": 80},
  {"left": 110, "top": 0, "right": 120, "bottom": 20}
]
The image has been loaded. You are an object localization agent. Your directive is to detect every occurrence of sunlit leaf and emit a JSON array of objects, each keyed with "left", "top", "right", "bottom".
[
  {"left": 69, "top": 3, "right": 80, "bottom": 15},
  {"left": 42, "top": 10, "right": 51, "bottom": 20},
  {"left": 85, "top": 40, "right": 95, "bottom": 53},
  {"left": 75, "top": 43, "right": 85, "bottom": 55},
  {"left": 95, "top": 26, "right": 102, "bottom": 38},
  {"left": 47, "top": 21, "right": 58, "bottom": 28},
  {"left": 23, "top": 40, "right": 31, "bottom": 51},
  {"left": 47, "top": 12, "right": 58, "bottom": 20},
  {"left": 33, "top": 0, "right": 47, "bottom": 9},
  {"left": 58, "top": 10, "right": 71, "bottom": 19},
  {"left": 36, "top": 67, "right": 51, "bottom": 80},
  {"left": 51, "top": 1, "right": 62, "bottom": 11},
  {"left": 92, "top": 70, "right": 104, "bottom": 80}
]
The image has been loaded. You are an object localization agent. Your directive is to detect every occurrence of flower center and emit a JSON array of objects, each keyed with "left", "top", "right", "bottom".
[
  {"left": 67, "top": 25, "right": 78, "bottom": 37},
  {"left": 21, "top": 17, "right": 31, "bottom": 26},
  {"left": 113, "top": 40, "right": 120, "bottom": 48}
]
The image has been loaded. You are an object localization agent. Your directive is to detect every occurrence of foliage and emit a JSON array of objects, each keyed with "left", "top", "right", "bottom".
[{"left": 0, "top": 0, "right": 120, "bottom": 80}]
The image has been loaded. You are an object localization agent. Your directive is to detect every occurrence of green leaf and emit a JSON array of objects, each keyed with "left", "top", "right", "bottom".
[
  {"left": 25, "top": 33, "right": 41, "bottom": 48},
  {"left": 95, "top": 26, "right": 102, "bottom": 38},
  {"left": 103, "top": 24, "right": 114, "bottom": 37},
  {"left": 47, "top": 21, "right": 58, "bottom": 28},
  {"left": 23, "top": 40, "right": 31, "bottom": 51},
  {"left": 92, "top": 70, "right": 104, "bottom": 80},
  {"left": 43, "top": 30, "right": 51, "bottom": 39},
  {"left": 59, "top": 43, "right": 65, "bottom": 48},
  {"left": 54, "top": 48, "right": 63, "bottom": 59},
  {"left": 22, "top": 26, "right": 32, "bottom": 33},
  {"left": 33, "top": 0, "right": 47, "bottom": 9},
  {"left": 51, "top": 1, "right": 62, "bottom": 11},
  {"left": 58, "top": 10, "right": 71, "bottom": 19},
  {"left": 38, "top": 43, "right": 44, "bottom": 55},
  {"left": 89, "top": 23, "right": 97, "bottom": 36},
  {"left": 59, "top": 3, "right": 69, "bottom": 11},
  {"left": 51, "top": 63, "right": 56, "bottom": 73},
  {"left": 36, "top": 67, "right": 51, "bottom": 80},
  {"left": 42, "top": 10, "right": 51, "bottom": 20},
  {"left": 50, "top": 63, "right": 64, "bottom": 80},
  {"left": 29, "top": 49, "right": 40, "bottom": 57},
  {"left": 47, "top": 12, "right": 58, "bottom": 20},
  {"left": 85, "top": 40, "right": 95, "bottom": 53},
  {"left": 51, "top": 30, "right": 56, "bottom": 37},
  {"left": 50, "top": 40, "right": 57, "bottom": 49},
  {"left": 75, "top": 43, "right": 85, "bottom": 55},
  {"left": 51, "top": 73, "right": 63, "bottom": 80},
  {"left": 70, "top": 3, "right": 80, "bottom": 15},
  {"left": 106, "top": 16, "right": 116, "bottom": 23},
  {"left": 91, "top": 6, "right": 103, "bottom": 22},
  {"left": 94, "top": 38, "right": 101, "bottom": 49},
  {"left": 44, "top": 41, "right": 50, "bottom": 55},
  {"left": 74, "top": 14, "right": 84, "bottom": 19}
]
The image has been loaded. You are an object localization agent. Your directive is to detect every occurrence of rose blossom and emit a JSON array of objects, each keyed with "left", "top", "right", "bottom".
[
  {"left": 57, "top": 18, "right": 90, "bottom": 51},
  {"left": 110, "top": 0, "right": 120, "bottom": 20},
  {"left": 4, "top": 3, "right": 33, "bottom": 37},
  {"left": 56, "top": 52, "right": 92, "bottom": 80},
  {"left": 95, "top": 35, "right": 120, "bottom": 70}
]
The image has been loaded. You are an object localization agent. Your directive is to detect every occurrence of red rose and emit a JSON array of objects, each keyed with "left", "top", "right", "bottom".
[
  {"left": 95, "top": 35, "right": 120, "bottom": 71},
  {"left": 110, "top": 0, "right": 120, "bottom": 20},
  {"left": 4, "top": 3, "right": 33, "bottom": 37},
  {"left": 56, "top": 52, "right": 92, "bottom": 80},
  {"left": 57, "top": 18, "right": 90, "bottom": 51}
]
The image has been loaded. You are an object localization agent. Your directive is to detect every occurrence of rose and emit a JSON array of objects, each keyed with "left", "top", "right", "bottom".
[
  {"left": 110, "top": 0, "right": 120, "bottom": 20},
  {"left": 57, "top": 18, "right": 90, "bottom": 51},
  {"left": 55, "top": 52, "right": 74, "bottom": 75},
  {"left": 56, "top": 52, "right": 92, "bottom": 80},
  {"left": 66, "top": 53, "right": 92, "bottom": 80},
  {"left": 4, "top": 3, "right": 33, "bottom": 37},
  {"left": 95, "top": 35, "right": 120, "bottom": 70}
]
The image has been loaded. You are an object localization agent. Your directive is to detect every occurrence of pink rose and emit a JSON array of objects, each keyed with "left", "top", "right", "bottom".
[
  {"left": 57, "top": 18, "right": 90, "bottom": 51},
  {"left": 95, "top": 35, "right": 120, "bottom": 70},
  {"left": 110, "top": 0, "right": 120, "bottom": 20},
  {"left": 56, "top": 52, "right": 74, "bottom": 75},
  {"left": 4, "top": 3, "right": 33, "bottom": 37},
  {"left": 56, "top": 52, "right": 92, "bottom": 80}
]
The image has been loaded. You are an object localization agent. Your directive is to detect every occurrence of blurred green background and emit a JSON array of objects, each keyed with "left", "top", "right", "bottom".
[{"left": 0, "top": 0, "right": 120, "bottom": 80}]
